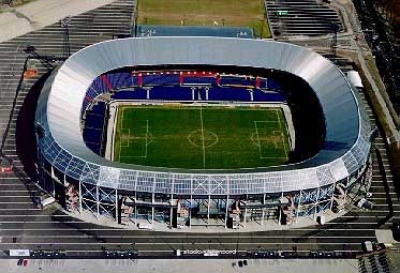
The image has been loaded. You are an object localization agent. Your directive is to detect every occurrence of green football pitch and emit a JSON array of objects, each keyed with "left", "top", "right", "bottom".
[
  {"left": 114, "top": 105, "right": 290, "bottom": 169},
  {"left": 137, "top": 0, "right": 270, "bottom": 38}
]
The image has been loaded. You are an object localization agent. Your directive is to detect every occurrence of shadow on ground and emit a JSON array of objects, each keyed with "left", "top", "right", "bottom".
[{"left": 15, "top": 71, "right": 51, "bottom": 179}]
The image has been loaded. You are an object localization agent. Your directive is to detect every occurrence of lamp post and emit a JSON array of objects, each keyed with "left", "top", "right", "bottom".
[{"left": 60, "top": 16, "right": 71, "bottom": 58}]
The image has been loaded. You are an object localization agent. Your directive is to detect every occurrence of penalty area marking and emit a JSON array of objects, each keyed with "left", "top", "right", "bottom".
[
  {"left": 144, "top": 119, "right": 149, "bottom": 159},
  {"left": 276, "top": 110, "right": 288, "bottom": 160},
  {"left": 120, "top": 129, "right": 131, "bottom": 148},
  {"left": 253, "top": 121, "right": 263, "bottom": 159},
  {"left": 252, "top": 120, "right": 286, "bottom": 160},
  {"left": 119, "top": 129, "right": 130, "bottom": 163},
  {"left": 119, "top": 119, "right": 153, "bottom": 159},
  {"left": 199, "top": 107, "right": 206, "bottom": 169}
]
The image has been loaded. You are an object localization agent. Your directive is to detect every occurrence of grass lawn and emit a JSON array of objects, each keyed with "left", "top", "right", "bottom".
[
  {"left": 114, "top": 105, "right": 289, "bottom": 169},
  {"left": 137, "top": 0, "right": 270, "bottom": 38}
]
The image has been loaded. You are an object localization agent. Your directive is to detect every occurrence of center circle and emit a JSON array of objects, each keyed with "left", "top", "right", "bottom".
[{"left": 188, "top": 129, "right": 219, "bottom": 148}]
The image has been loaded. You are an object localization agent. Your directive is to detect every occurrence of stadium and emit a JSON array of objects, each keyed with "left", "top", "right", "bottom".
[{"left": 34, "top": 36, "right": 372, "bottom": 229}]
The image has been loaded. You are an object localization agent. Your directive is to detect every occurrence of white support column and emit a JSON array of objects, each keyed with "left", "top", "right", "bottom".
[
  {"left": 278, "top": 192, "right": 283, "bottom": 226},
  {"left": 170, "top": 173, "right": 174, "bottom": 228},
  {"left": 50, "top": 166, "right": 55, "bottom": 195},
  {"left": 261, "top": 194, "right": 266, "bottom": 227},
  {"left": 314, "top": 188, "right": 320, "bottom": 219},
  {"left": 151, "top": 193, "right": 155, "bottom": 224},
  {"left": 207, "top": 195, "right": 211, "bottom": 225},
  {"left": 295, "top": 191, "right": 302, "bottom": 224},
  {"left": 96, "top": 185, "right": 100, "bottom": 219},
  {"left": 170, "top": 194, "right": 174, "bottom": 228},
  {"left": 329, "top": 184, "right": 335, "bottom": 211},
  {"left": 115, "top": 189, "right": 119, "bottom": 224},
  {"left": 78, "top": 181, "right": 83, "bottom": 213},
  {"left": 225, "top": 195, "right": 229, "bottom": 229},
  {"left": 134, "top": 191, "right": 137, "bottom": 225},
  {"left": 190, "top": 194, "right": 193, "bottom": 228},
  {"left": 243, "top": 203, "right": 247, "bottom": 227}
]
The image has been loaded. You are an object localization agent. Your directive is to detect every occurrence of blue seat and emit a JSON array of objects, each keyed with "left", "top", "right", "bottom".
[
  {"left": 84, "top": 128, "right": 103, "bottom": 142},
  {"left": 91, "top": 77, "right": 108, "bottom": 93},
  {"left": 83, "top": 102, "right": 107, "bottom": 156},
  {"left": 91, "top": 102, "right": 106, "bottom": 115},
  {"left": 208, "top": 88, "right": 225, "bottom": 100},
  {"left": 107, "top": 72, "right": 134, "bottom": 90},
  {"left": 266, "top": 79, "right": 281, "bottom": 90},
  {"left": 227, "top": 88, "right": 250, "bottom": 101},
  {"left": 111, "top": 89, "right": 147, "bottom": 100},
  {"left": 150, "top": 86, "right": 192, "bottom": 100},
  {"left": 183, "top": 76, "right": 215, "bottom": 85},
  {"left": 207, "top": 87, "right": 250, "bottom": 101},
  {"left": 85, "top": 115, "right": 104, "bottom": 129},
  {"left": 131, "top": 75, "right": 140, "bottom": 86},
  {"left": 86, "top": 142, "right": 100, "bottom": 154},
  {"left": 87, "top": 87, "right": 100, "bottom": 99},
  {"left": 81, "top": 100, "right": 90, "bottom": 114},
  {"left": 220, "top": 76, "right": 255, "bottom": 87},
  {"left": 253, "top": 90, "right": 285, "bottom": 102},
  {"left": 142, "top": 74, "right": 180, "bottom": 86},
  {"left": 258, "top": 78, "right": 268, "bottom": 89}
]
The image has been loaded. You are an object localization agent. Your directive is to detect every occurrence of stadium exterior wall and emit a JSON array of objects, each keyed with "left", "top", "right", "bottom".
[{"left": 34, "top": 37, "right": 372, "bottom": 228}]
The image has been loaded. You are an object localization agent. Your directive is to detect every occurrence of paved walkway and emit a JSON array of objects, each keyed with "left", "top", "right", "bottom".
[
  {"left": 0, "top": 0, "right": 116, "bottom": 43},
  {"left": 1, "top": 258, "right": 360, "bottom": 273},
  {"left": 333, "top": 0, "right": 400, "bottom": 141},
  {"left": 67, "top": 204, "right": 349, "bottom": 233}
]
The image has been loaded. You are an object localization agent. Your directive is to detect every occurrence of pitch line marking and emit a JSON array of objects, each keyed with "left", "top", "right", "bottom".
[
  {"left": 253, "top": 121, "right": 285, "bottom": 160},
  {"left": 120, "top": 124, "right": 153, "bottom": 159},
  {"left": 199, "top": 107, "right": 206, "bottom": 169},
  {"left": 144, "top": 119, "right": 149, "bottom": 159},
  {"left": 253, "top": 121, "right": 264, "bottom": 159},
  {"left": 187, "top": 130, "right": 219, "bottom": 148},
  {"left": 276, "top": 110, "right": 288, "bottom": 160},
  {"left": 120, "top": 106, "right": 125, "bottom": 132},
  {"left": 119, "top": 128, "right": 131, "bottom": 163}
]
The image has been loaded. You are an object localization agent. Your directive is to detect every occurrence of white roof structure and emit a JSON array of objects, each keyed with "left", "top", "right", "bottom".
[
  {"left": 346, "top": 71, "right": 363, "bottom": 88},
  {"left": 35, "top": 37, "right": 371, "bottom": 195}
]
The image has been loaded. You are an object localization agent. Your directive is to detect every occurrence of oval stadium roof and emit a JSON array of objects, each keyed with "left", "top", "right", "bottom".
[{"left": 35, "top": 37, "right": 371, "bottom": 194}]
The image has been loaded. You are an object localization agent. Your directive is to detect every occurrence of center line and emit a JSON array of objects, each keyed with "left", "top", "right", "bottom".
[
  {"left": 145, "top": 119, "right": 149, "bottom": 158},
  {"left": 199, "top": 107, "right": 206, "bottom": 169}
]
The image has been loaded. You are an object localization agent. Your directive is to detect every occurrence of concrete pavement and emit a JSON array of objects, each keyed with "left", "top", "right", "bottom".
[
  {"left": 0, "top": 258, "right": 360, "bottom": 273},
  {"left": 0, "top": 0, "right": 116, "bottom": 43}
]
